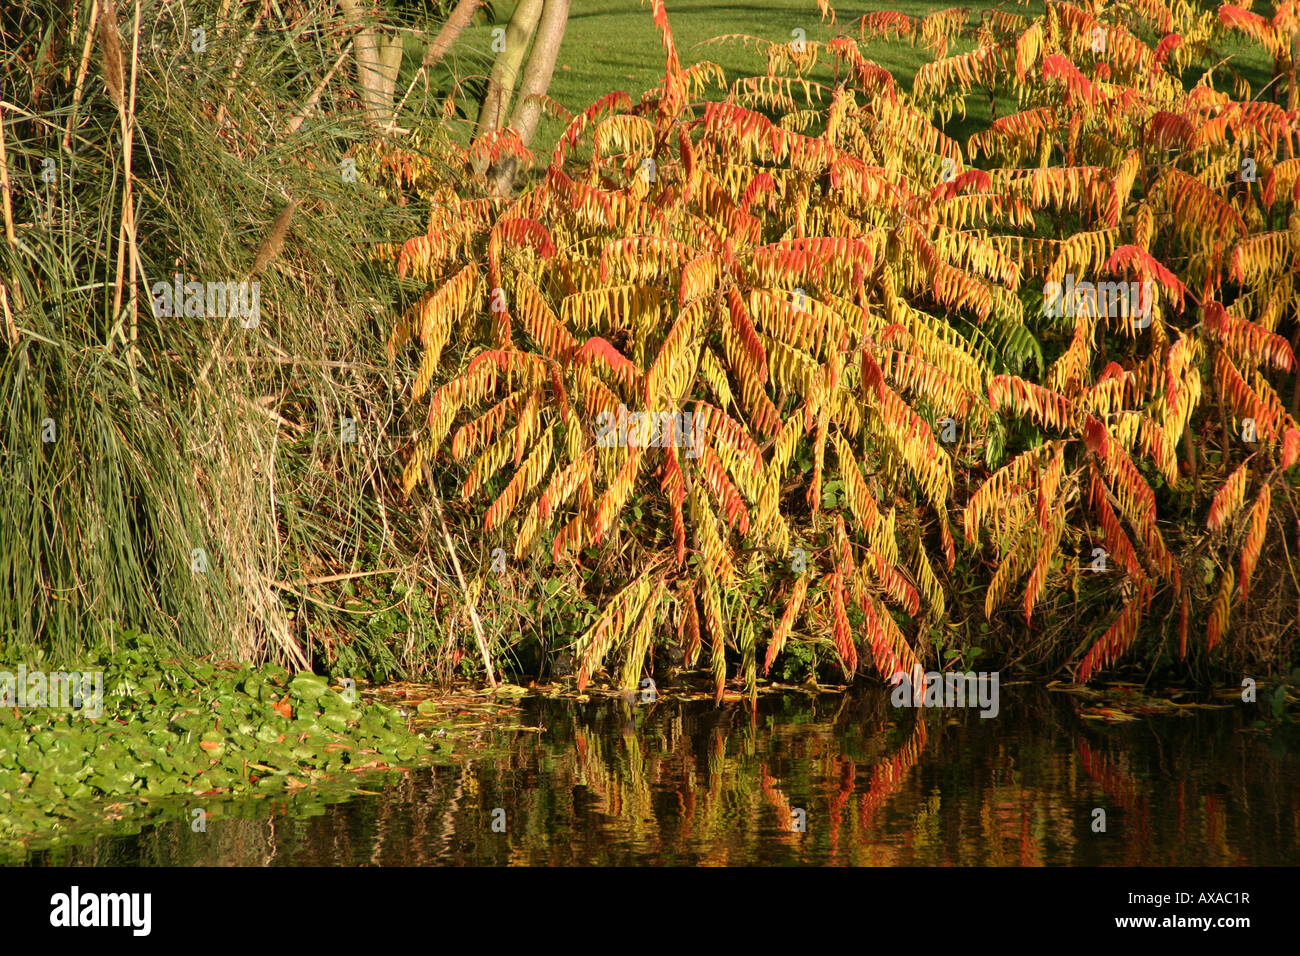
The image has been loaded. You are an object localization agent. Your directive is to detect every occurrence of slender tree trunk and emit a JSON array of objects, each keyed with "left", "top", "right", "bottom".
[
  {"left": 338, "top": 0, "right": 403, "bottom": 126},
  {"left": 489, "top": 0, "right": 569, "bottom": 195},
  {"left": 377, "top": 35, "right": 403, "bottom": 118},
  {"left": 423, "top": 0, "right": 482, "bottom": 69},
  {"left": 472, "top": 0, "right": 544, "bottom": 173}
]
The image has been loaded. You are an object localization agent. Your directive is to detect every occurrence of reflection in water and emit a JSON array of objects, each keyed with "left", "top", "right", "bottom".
[{"left": 23, "top": 684, "right": 1300, "bottom": 865}]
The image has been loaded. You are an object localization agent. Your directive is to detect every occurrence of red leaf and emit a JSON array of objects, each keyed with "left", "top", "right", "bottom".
[
  {"left": 1283, "top": 428, "right": 1300, "bottom": 469},
  {"left": 1103, "top": 245, "right": 1187, "bottom": 310}
]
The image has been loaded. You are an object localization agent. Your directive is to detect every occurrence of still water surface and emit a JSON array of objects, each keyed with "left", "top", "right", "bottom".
[{"left": 23, "top": 685, "right": 1300, "bottom": 865}]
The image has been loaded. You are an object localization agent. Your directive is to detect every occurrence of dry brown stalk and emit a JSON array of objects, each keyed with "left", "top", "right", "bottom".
[
  {"left": 63, "top": 0, "right": 100, "bottom": 153},
  {"left": 0, "top": 103, "right": 23, "bottom": 316},
  {"left": 1, "top": 283, "right": 18, "bottom": 347},
  {"left": 421, "top": 458, "right": 498, "bottom": 687}
]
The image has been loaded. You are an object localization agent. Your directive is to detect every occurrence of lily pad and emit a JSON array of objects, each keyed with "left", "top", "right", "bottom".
[{"left": 289, "top": 673, "right": 329, "bottom": 701}]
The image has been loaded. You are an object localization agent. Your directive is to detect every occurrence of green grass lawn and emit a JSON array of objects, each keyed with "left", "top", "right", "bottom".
[
  {"left": 414, "top": 0, "right": 1009, "bottom": 156},
  {"left": 529, "top": 0, "right": 977, "bottom": 111},
  {"left": 403, "top": 0, "right": 1275, "bottom": 167}
]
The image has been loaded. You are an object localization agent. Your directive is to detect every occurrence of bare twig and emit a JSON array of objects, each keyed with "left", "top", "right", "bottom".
[
  {"left": 265, "top": 577, "right": 410, "bottom": 615},
  {"left": 278, "top": 566, "right": 417, "bottom": 587},
  {"left": 283, "top": 40, "right": 353, "bottom": 137},
  {"left": 238, "top": 394, "right": 307, "bottom": 433}
]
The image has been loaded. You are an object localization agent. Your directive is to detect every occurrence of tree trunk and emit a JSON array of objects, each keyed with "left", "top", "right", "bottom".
[
  {"left": 338, "top": 0, "right": 403, "bottom": 126},
  {"left": 472, "top": 0, "right": 544, "bottom": 173},
  {"left": 423, "top": 0, "right": 482, "bottom": 69},
  {"left": 488, "top": 0, "right": 569, "bottom": 195}
]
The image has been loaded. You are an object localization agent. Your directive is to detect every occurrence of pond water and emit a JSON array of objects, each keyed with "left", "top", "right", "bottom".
[{"left": 19, "top": 684, "right": 1300, "bottom": 866}]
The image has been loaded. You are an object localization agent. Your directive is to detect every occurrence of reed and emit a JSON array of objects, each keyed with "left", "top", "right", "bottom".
[{"left": 0, "top": 0, "right": 491, "bottom": 676}]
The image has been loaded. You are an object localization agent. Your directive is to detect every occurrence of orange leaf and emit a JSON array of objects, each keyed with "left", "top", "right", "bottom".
[{"left": 1284, "top": 428, "right": 1300, "bottom": 469}]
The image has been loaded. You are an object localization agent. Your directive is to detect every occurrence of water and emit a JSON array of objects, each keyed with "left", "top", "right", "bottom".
[{"left": 20, "top": 684, "right": 1300, "bottom": 865}]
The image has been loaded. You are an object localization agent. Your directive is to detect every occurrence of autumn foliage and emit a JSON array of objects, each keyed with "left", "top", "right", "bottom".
[{"left": 387, "top": 0, "right": 1300, "bottom": 694}]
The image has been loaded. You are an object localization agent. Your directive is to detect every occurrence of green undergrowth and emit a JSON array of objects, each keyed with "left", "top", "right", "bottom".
[{"left": 0, "top": 630, "right": 475, "bottom": 859}]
